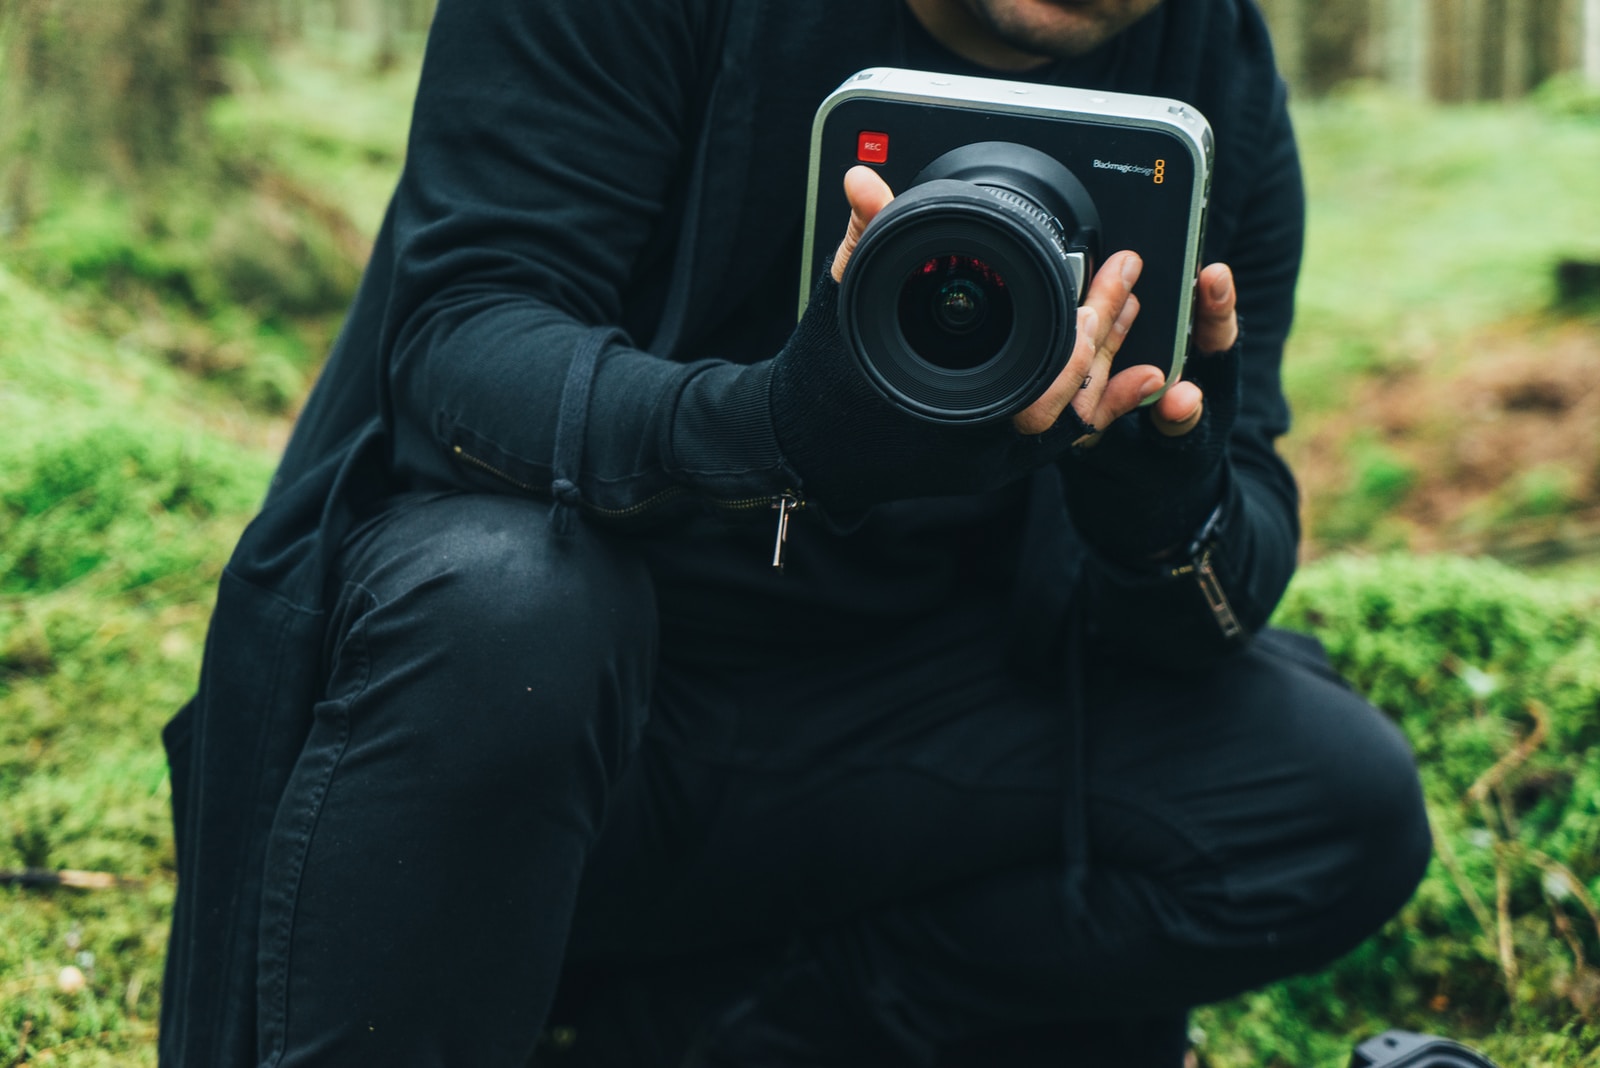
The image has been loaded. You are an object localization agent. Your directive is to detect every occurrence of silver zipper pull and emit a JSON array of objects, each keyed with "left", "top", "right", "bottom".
[
  {"left": 1194, "top": 548, "right": 1244, "bottom": 639},
  {"left": 771, "top": 493, "right": 799, "bottom": 570},
  {"left": 1166, "top": 504, "right": 1241, "bottom": 640}
]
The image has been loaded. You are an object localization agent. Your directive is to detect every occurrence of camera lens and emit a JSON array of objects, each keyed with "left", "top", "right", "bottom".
[
  {"left": 898, "top": 255, "right": 1015, "bottom": 369},
  {"left": 837, "top": 142, "right": 1100, "bottom": 424}
]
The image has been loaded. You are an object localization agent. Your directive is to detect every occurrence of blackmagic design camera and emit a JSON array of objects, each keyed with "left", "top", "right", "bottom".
[{"left": 801, "top": 68, "right": 1214, "bottom": 424}]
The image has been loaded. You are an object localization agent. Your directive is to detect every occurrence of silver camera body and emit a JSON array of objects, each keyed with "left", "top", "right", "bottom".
[{"left": 802, "top": 68, "right": 1214, "bottom": 424}]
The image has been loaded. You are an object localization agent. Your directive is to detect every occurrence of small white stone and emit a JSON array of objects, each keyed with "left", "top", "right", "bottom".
[
  {"left": 57, "top": 965, "right": 87, "bottom": 994},
  {"left": 1457, "top": 664, "right": 1499, "bottom": 699},
  {"left": 1544, "top": 869, "right": 1575, "bottom": 901}
]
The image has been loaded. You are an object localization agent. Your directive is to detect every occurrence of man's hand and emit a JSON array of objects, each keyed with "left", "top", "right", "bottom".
[
  {"left": 830, "top": 165, "right": 1176, "bottom": 443},
  {"left": 785, "top": 165, "right": 1244, "bottom": 519},
  {"left": 1056, "top": 258, "right": 1243, "bottom": 565}
]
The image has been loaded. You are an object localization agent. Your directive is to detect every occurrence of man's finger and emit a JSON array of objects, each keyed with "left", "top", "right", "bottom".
[
  {"left": 1069, "top": 292, "right": 1139, "bottom": 426},
  {"left": 1193, "top": 262, "right": 1238, "bottom": 355},
  {"left": 1074, "top": 365, "right": 1167, "bottom": 447},
  {"left": 831, "top": 166, "right": 895, "bottom": 283},
  {"left": 1150, "top": 380, "right": 1205, "bottom": 437},
  {"left": 1083, "top": 251, "right": 1141, "bottom": 351},
  {"left": 1014, "top": 306, "right": 1099, "bottom": 435},
  {"left": 1013, "top": 250, "right": 1142, "bottom": 435}
]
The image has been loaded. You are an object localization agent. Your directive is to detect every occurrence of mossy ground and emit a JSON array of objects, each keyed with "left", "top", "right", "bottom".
[{"left": 2, "top": 41, "right": 1598, "bottom": 1066}]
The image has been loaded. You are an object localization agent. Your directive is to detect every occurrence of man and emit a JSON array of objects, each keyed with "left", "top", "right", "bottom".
[{"left": 159, "top": 0, "right": 1433, "bottom": 1065}]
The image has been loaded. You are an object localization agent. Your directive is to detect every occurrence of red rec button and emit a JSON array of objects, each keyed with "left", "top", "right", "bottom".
[{"left": 857, "top": 131, "right": 889, "bottom": 164}]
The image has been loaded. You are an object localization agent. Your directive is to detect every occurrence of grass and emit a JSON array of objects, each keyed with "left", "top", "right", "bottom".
[
  {"left": 0, "top": 249, "right": 274, "bottom": 1063},
  {"left": 2, "top": 43, "right": 1599, "bottom": 1065},
  {"left": 209, "top": 32, "right": 427, "bottom": 238},
  {"left": 1285, "top": 84, "right": 1600, "bottom": 413},
  {"left": 0, "top": 36, "right": 404, "bottom": 1063}
]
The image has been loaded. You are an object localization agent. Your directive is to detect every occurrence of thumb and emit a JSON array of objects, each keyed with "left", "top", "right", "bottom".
[{"left": 831, "top": 166, "right": 895, "bottom": 283}]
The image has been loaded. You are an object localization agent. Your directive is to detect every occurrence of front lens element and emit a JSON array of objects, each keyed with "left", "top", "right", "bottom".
[
  {"left": 897, "top": 255, "right": 1015, "bottom": 370},
  {"left": 934, "top": 278, "right": 985, "bottom": 333}
]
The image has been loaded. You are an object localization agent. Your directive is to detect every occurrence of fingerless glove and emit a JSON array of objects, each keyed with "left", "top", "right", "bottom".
[
  {"left": 1060, "top": 337, "right": 1242, "bottom": 564},
  {"left": 765, "top": 277, "right": 1091, "bottom": 513}
]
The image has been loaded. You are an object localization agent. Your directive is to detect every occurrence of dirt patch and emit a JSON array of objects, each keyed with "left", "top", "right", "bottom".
[{"left": 1288, "top": 315, "right": 1600, "bottom": 561}]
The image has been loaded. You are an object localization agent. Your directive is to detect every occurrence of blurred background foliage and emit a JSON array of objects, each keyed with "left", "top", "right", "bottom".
[{"left": 1, "top": 0, "right": 1599, "bottom": 1064}]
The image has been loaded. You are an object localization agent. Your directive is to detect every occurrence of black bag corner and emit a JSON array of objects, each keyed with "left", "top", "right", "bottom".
[{"left": 1349, "top": 1030, "right": 1501, "bottom": 1068}]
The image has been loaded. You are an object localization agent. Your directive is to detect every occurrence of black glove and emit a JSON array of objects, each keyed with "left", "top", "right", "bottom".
[
  {"left": 1059, "top": 336, "right": 1242, "bottom": 564},
  {"left": 760, "top": 276, "right": 1092, "bottom": 514}
]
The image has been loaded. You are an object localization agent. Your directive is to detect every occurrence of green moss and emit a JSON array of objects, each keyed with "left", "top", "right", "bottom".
[
  {"left": 1191, "top": 557, "right": 1600, "bottom": 1068},
  {"left": 0, "top": 422, "right": 267, "bottom": 597}
]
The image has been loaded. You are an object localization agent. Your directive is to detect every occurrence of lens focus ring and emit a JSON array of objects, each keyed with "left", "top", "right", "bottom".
[{"left": 979, "top": 187, "right": 1071, "bottom": 262}]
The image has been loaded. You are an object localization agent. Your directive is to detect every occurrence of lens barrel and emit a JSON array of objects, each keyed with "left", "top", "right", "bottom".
[{"left": 838, "top": 143, "right": 1100, "bottom": 424}]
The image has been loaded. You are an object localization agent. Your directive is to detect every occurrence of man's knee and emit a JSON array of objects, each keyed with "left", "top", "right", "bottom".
[
  {"left": 333, "top": 493, "right": 658, "bottom": 790},
  {"left": 1229, "top": 638, "right": 1432, "bottom": 966},
  {"left": 390, "top": 493, "right": 652, "bottom": 650},
  {"left": 1301, "top": 685, "right": 1432, "bottom": 950},
  {"left": 1100, "top": 634, "right": 1432, "bottom": 980}
]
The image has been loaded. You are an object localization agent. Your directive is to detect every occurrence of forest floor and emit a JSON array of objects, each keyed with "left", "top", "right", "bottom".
[
  {"left": 1292, "top": 314, "right": 1600, "bottom": 561},
  {"left": 3, "top": 37, "right": 1600, "bottom": 1068}
]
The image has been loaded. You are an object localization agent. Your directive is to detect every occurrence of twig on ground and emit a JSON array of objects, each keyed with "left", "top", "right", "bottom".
[
  {"left": 7, "top": 1020, "right": 35, "bottom": 1068},
  {"left": 1492, "top": 835, "right": 1518, "bottom": 998},
  {"left": 1470, "top": 786, "right": 1520, "bottom": 1000},
  {"left": 1545, "top": 880, "right": 1587, "bottom": 974},
  {"left": 0, "top": 869, "right": 144, "bottom": 890},
  {"left": 1431, "top": 828, "right": 1499, "bottom": 953},
  {"left": 1467, "top": 700, "right": 1549, "bottom": 805},
  {"left": 1452, "top": 698, "right": 1553, "bottom": 1001}
]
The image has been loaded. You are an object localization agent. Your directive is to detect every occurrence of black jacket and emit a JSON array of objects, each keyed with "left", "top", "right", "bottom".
[{"left": 161, "top": 1, "right": 1304, "bottom": 1062}]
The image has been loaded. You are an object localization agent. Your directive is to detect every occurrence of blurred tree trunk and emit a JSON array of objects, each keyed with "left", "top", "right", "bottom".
[
  {"left": 1259, "top": 0, "right": 1306, "bottom": 92},
  {"left": 1460, "top": 0, "right": 1485, "bottom": 98},
  {"left": 1261, "top": 0, "right": 1593, "bottom": 98},
  {"left": 1588, "top": 0, "right": 1600, "bottom": 85},
  {"left": 1385, "top": 0, "right": 1430, "bottom": 97},
  {"left": 1502, "top": 0, "right": 1529, "bottom": 95},
  {"left": 0, "top": 0, "right": 211, "bottom": 223}
]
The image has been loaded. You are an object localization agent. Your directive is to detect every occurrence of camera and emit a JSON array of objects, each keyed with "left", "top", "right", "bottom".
[{"left": 800, "top": 68, "right": 1214, "bottom": 425}]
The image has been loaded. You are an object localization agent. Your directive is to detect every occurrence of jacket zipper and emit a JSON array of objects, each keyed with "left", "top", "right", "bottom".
[
  {"left": 452, "top": 445, "right": 805, "bottom": 562},
  {"left": 452, "top": 445, "right": 541, "bottom": 493},
  {"left": 1168, "top": 547, "right": 1244, "bottom": 640}
]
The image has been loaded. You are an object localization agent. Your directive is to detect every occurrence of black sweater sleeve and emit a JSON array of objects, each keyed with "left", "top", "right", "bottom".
[
  {"left": 379, "top": 0, "right": 797, "bottom": 520},
  {"left": 1078, "top": 75, "right": 1305, "bottom": 657}
]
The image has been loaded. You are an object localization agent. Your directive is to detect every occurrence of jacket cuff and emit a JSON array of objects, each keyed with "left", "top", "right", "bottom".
[{"left": 665, "top": 358, "right": 799, "bottom": 503}]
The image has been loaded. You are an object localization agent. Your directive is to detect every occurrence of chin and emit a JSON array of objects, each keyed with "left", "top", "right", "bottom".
[{"left": 967, "top": 0, "right": 1163, "bottom": 58}]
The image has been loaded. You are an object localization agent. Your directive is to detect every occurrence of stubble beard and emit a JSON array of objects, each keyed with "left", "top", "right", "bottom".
[{"left": 957, "top": 0, "right": 1163, "bottom": 59}]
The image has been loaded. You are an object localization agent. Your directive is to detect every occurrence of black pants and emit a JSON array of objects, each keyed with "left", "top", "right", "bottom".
[{"left": 253, "top": 492, "right": 1431, "bottom": 1067}]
